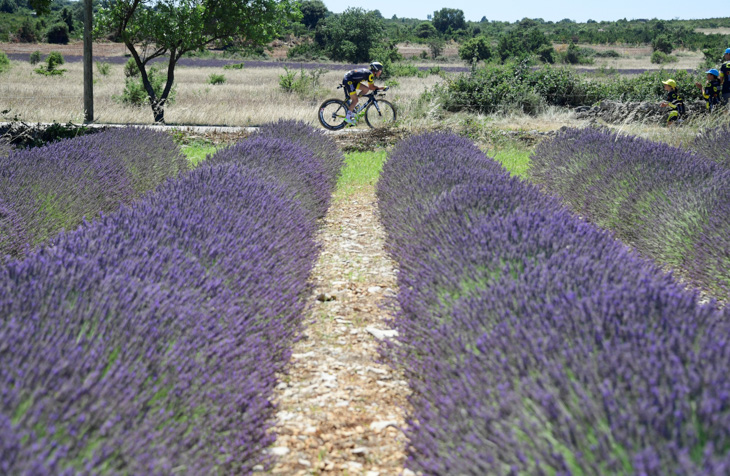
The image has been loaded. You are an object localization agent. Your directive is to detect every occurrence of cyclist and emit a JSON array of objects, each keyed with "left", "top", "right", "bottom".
[{"left": 342, "top": 62, "right": 386, "bottom": 125}]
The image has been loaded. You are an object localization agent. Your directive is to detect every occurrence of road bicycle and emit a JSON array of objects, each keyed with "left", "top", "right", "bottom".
[{"left": 318, "top": 85, "right": 396, "bottom": 130}]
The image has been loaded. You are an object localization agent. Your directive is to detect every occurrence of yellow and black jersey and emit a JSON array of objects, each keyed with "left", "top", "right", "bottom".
[
  {"left": 342, "top": 68, "right": 374, "bottom": 95},
  {"left": 703, "top": 79, "right": 722, "bottom": 110},
  {"left": 665, "top": 90, "right": 685, "bottom": 114}
]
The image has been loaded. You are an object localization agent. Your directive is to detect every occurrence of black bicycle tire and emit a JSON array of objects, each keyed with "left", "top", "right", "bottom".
[
  {"left": 318, "top": 98, "right": 348, "bottom": 131},
  {"left": 364, "top": 99, "right": 396, "bottom": 129}
]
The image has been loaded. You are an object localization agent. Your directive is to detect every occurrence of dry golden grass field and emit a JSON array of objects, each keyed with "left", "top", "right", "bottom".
[{"left": 0, "top": 59, "right": 444, "bottom": 127}]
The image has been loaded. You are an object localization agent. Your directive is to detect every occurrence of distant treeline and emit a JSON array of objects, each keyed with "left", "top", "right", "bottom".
[{"left": 3, "top": 0, "right": 730, "bottom": 66}]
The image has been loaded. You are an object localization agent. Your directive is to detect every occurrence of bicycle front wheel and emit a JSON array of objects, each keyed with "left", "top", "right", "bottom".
[
  {"left": 318, "top": 99, "right": 348, "bottom": 130},
  {"left": 365, "top": 100, "right": 396, "bottom": 128}
]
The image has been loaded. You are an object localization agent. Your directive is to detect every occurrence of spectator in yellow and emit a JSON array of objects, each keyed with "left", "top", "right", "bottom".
[{"left": 660, "top": 79, "right": 685, "bottom": 125}]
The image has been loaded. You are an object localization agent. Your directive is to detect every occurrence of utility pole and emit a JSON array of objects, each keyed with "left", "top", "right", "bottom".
[{"left": 83, "top": 0, "right": 93, "bottom": 123}]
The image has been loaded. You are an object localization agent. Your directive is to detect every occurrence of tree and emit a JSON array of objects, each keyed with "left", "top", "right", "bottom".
[
  {"left": 432, "top": 8, "right": 465, "bottom": 34},
  {"left": 46, "top": 22, "right": 70, "bottom": 44},
  {"left": 299, "top": 0, "right": 327, "bottom": 30},
  {"left": 497, "top": 23, "right": 553, "bottom": 63},
  {"left": 97, "top": 0, "right": 297, "bottom": 123},
  {"left": 314, "top": 8, "right": 384, "bottom": 63},
  {"left": 60, "top": 6, "right": 74, "bottom": 33},
  {"left": 652, "top": 34, "right": 673, "bottom": 54},
  {"left": 414, "top": 21, "right": 437, "bottom": 39},
  {"left": 458, "top": 36, "right": 492, "bottom": 63}
]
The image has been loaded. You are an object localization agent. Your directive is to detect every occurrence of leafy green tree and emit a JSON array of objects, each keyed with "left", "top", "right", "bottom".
[
  {"left": 652, "top": 34, "right": 673, "bottom": 54},
  {"left": 458, "top": 36, "right": 492, "bottom": 63},
  {"left": 314, "top": 7, "right": 384, "bottom": 63},
  {"left": 414, "top": 21, "right": 437, "bottom": 39},
  {"left": 299, "top": 0, "right": 328, "bottom": 30},
  {"left": 432, "top": 8, "right": 465, "bottom": 34},
  {"left": 96, "top": 0, "right": 297, "bottom": 123},
  {"left": 497, "top": 24, "right": 553, "bottom": 63}
]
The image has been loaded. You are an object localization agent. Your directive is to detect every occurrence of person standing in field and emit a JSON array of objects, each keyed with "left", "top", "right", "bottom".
[
  {"left": 660, "top": 79, "right": 685, "bottom": 125},
  {"left": 695, "top": 69, "right": 722, "bottom": 112},
  {"left": 342, "top": 62, "right": 386, "bottom": 125},
  {"left": 719, "top": 48, "right": 730, "bottom": 103}
]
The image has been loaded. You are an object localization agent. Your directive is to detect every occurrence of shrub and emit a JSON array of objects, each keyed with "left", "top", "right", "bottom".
[
  {"left": 95, "top": 61, "right": 110, "bottom": 76},
  {"left": 278, "top": 66, "right": 327, "bottom": 97},
  {"left": 594, "top": 49, "right": 620, "bottom": 58},
  {"left": 34, "top": 51, "right": 66, "bottom": 76},
  {"left": 207, "top": 135, "right": 331, "bottom": 220},
  {"left": 123, "top": 57, "right": 139, "bottom": 77},
  {"left": 255, "top": 119, "right": 345, "bottom": 191},
  {"left": 458, "top": 36, "right": 492, "bottom": 64},
  {"left": 29, "top": 50, "right": 41, "bottom": 65},
  {"left": 45, "top": 22, "right": 69, "bottom": 44},
  {"left": 42, "top": 52, "right": 62, "bottom": 69},
  {"left": 651, "top": 50, "right": 678, "bottom": 64},
  {"left": 117, "top": 66, "right": 175, "bottom": 107},
  {"left": 208, "top": 73, "right": 226, "bottom": 85}
]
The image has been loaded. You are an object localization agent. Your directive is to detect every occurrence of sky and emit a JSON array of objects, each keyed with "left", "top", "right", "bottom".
[{"left": 322, "top": 1, "right": 701, "bottom": 23}]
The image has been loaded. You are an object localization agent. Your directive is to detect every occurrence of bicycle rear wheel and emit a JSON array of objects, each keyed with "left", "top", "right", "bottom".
[
  {"left": 318, "top": 99, "right": 348, "bottom": 130},
  {"left": 365, "top": 100, "right": 396, "bottom": 128}
]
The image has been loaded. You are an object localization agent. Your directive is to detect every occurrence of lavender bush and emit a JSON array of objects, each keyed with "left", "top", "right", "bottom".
[
  {"left": 377, "top": 132, "right": 730, "bottom": 475},
  {"left": 1, "top": 163, "right": 320, "bottom": 474},
  {"left": 376, "top": 132, "right": 505, "bottom": 253},
  {"left": 529, "top": 127, "right": 730, "bottom": 295},
  {"left": 693, "top": 123, "right": 730, "bottom": 168},
  {"left": 72, "top": 127, "right": 189, "bottom": 195},
  {"left": 207, "top": 135, "right": 332, "bottom": 219},
  {"left": 0, "top": 128, "right": 188, "bottom": 260},
  {"left": 0, "top": 199, "right": 27, "bottom": 259},
  {"left": 256, "top": 119, "right": 345, "bottom": 191}
]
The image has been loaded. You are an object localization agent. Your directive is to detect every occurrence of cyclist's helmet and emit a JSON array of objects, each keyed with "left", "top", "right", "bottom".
[{"left": 369, "top": 61, "right": 383, "bottom": 72}]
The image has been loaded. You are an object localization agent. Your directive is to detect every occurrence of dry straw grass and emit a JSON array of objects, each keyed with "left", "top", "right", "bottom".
[{"left": 0, "top": 60, "right": 444, "bottom": 127}]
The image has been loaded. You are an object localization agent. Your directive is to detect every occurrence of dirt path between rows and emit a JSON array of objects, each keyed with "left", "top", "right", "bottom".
[{"left": 254, "top": 185, "right": 412, "bottom": 475}]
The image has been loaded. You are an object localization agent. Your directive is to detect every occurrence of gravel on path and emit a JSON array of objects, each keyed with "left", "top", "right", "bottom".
[{"left": 256, "top": 186, "right": 411, "bottom": 476}]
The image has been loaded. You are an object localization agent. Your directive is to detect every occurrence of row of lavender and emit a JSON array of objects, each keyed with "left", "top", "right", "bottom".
[
  {"left": 530, "top": 126, "right": 730, "bottom": 297},
  {"left": 376, "top": 132, "right": 730, "bottom": 475},
  {"left": 1, "top": 121, "right": 344, "bottom": 474},
  {"left": 0, "top": 127, "right": 189, "bottom": 261}
]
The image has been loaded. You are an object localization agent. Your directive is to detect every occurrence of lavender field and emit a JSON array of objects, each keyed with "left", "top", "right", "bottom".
[
  {"left": 377, "top": 132, "right": 730, "bottom": 475},
  {"left": 0, "top": 121, "right": 344, "bottom": 473},
  {"left": 4, "top": 121, "right": 730, "bottom": 474}
]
